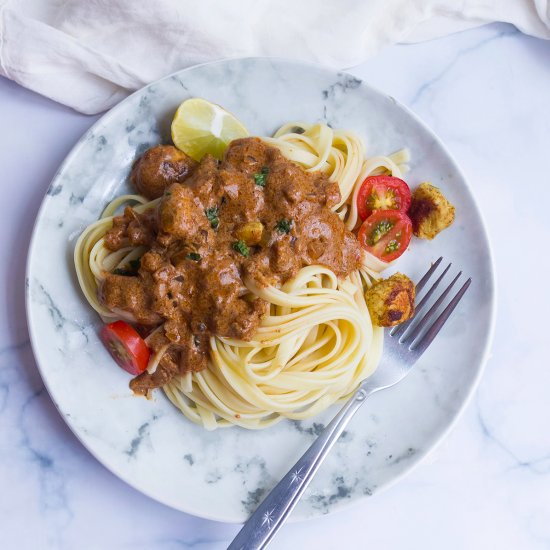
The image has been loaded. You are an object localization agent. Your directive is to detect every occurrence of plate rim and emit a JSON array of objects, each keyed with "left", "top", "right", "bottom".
[{"left": 25, "top": 56, "right": 497, "bottom": 523}]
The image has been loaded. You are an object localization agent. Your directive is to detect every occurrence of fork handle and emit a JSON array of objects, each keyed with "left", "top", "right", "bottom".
[{"left": 227, "top": 384, "right": 377, "bottom": 550}]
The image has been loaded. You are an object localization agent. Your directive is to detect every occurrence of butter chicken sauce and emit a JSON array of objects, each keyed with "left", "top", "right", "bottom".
[{"left": 101, "top": 138, "right": 361, "bottom": 394}]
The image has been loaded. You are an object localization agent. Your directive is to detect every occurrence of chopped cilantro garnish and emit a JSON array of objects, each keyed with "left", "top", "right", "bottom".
[
  {"left": 254, "top": 166, "right": 269, "bottom": 187},
  {"left": 275, "top": 219, "right": 293, "bottom": 234},
  {"left": 186, "top": 252, "right": 201, "bottom": 261},
  {"left": 205, "top": 206, "right": 219, "bottom": 229},
  {"left": 232, "top": 240, "right": 250, "bottom": 258}
]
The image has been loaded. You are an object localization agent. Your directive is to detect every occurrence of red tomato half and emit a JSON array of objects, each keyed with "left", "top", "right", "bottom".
[
  {"left": 357, "top": 176, "right": 412, "bottom": 221},
  {"left": 357, "top": 210, "right": 412, "bottom": 263},
  {"left": 100, "top": 321, "right": 151, "bottom": 375}
]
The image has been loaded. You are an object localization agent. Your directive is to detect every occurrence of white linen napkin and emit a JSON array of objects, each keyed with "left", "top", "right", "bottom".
[{"left": 1, "top": 0, "right": 548, "bottom": 114}]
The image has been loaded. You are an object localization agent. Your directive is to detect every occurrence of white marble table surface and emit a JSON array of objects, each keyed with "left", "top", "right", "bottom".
[{"left": 1, "top": 22, "right": 549, "bottom": 550}]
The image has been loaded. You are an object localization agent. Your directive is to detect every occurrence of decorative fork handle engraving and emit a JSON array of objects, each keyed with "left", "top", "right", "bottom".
[{"left": 227, "top": 383, "right": 376, "bottom": 550}]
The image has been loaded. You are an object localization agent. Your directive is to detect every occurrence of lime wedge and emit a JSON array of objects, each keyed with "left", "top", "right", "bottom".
[{"left": 171, "top": 98, "right": 249, "bottom": 161}]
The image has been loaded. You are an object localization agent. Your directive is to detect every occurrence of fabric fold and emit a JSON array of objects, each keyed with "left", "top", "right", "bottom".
[{"left": 0, "top": 0, "right": 548, "bottom": 114}]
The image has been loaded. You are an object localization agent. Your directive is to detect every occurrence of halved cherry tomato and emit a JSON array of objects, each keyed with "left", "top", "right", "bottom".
[
  {"left": 357, "top": 210, "right": 412, "bottom": 263},
  {"left": 99, "top": 321, "right": 151, "bottom": 375},
  {"left": 357, "top": 176, "right": 412, "bottom": 221}
]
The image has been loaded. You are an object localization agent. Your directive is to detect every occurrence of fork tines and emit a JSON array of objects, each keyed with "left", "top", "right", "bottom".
[{"left": 390, "top": 257, "right": 471, "bottom": 355}]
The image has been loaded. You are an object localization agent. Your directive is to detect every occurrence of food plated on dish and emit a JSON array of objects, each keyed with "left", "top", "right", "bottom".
[
  {"left": 74, "top": 98, "right": 455, "bottom": 430},
  {"left": 26, "top": 57, "right": 494, "bottom": 521}
]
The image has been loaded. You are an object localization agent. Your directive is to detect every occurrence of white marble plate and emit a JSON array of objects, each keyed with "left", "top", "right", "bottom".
[{"left": 26, "top": 58, "right": 495, "bottom": 523}]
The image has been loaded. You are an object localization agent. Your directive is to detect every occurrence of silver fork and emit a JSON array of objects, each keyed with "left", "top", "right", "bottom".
[{"left": 228, "top": 257, "right": 471, "bottom": 550}]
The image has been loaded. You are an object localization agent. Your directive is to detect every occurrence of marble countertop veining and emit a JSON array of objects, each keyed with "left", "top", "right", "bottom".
[{"left": 1, "top": 22, "right": 549, "bottom": 550}]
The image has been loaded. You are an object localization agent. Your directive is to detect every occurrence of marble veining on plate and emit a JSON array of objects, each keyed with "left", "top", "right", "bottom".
[{"left": 26, "top": 58, "right": 494, "bottom": 523}]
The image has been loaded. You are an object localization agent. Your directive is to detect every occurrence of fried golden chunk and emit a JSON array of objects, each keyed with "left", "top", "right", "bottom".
[
  {"left": 408, "top": 183, "right": 455, "bottom": 240},
  {"left": 365, "top": 273, "right": 415, "bottom": 327},
  {"left": 236, "top": 221, "right": 264, "bottom": 246}
]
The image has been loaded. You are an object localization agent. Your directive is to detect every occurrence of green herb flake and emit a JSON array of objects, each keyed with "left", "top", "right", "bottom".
[
  {"left": 275, "top": 218, "right": 293, "bottom": 234},
  {"left": 291, "top": 126, "right": 306, "bottom": 134},
  {"left": 112, "top": 268, "right": 130, "bottom": 276},
  {"left": 205, "top": 206, "right": 220, "bottom": 229},
  {"left": 186, "top": 252, "right": 201, "bottom": 261},
  {"left": 368, "top": 220, "right": 393, "bottom": 246},
  {"left": 164, "top": 191, "right": 172, "bottom": 197},
  {"left": 254, "top": 166, "right": 269, "bottom": 187},
  {"left": 232, "top": 240, "right": 250, "bottom": 258}
]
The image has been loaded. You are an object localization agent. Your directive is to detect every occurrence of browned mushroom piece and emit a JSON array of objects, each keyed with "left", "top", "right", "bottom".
[{"left": 130, "top": 145, "right": 197, "bottom": 199}]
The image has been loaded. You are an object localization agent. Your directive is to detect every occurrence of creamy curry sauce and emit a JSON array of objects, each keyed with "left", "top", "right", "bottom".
[{"left": 101, "top": 138, "right": 361, "bottom": 394}]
